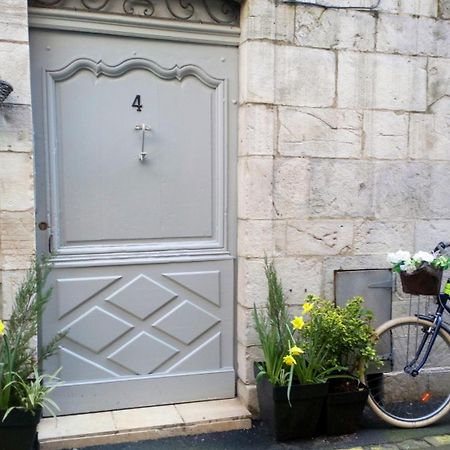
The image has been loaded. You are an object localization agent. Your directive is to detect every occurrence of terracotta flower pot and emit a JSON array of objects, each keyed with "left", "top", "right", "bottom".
[{"left": 400, "top": 264, "right": 443, "bottom": 295}]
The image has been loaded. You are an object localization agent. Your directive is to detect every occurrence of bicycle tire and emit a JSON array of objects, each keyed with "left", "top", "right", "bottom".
[{"left": 363, "top": 316, "right": 450, "bottom": 428}]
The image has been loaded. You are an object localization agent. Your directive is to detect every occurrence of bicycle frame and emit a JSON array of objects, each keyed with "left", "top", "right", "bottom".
[{"left": 404, "top": 291, "right": 450, "bottom": 376}]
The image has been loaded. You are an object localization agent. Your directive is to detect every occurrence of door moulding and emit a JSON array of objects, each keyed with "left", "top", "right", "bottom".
[{"left": 28, "top": 7, "right": 240, "bottom": 46}]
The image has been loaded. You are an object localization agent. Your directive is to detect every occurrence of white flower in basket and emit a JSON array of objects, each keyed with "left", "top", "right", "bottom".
[{"left": 387, "top": 249, "right": 450, "bottom": 295}]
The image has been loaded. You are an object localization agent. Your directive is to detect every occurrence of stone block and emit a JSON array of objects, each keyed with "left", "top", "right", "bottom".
[
  {"left": 415, "top": 220, "right": 450, "bottom": 252},
  {"left": 236, "top": 343, "right": 262, "bottom": 384},
  {"left": 275, "top": 257, "right": 323, "bottom": 300},
  {"left": 310, "top": 160, "right": 374, "bottom": 217},
  {"left": 373, "top": 162, "right": 431, "bottom": 219},
  {"left": 441, "top": 0, "right": 450, "bottom": 18},
  {"left": 0, "top": 152, "right": 34, "bottom": 211},
  {"left": 273, "top": 157, "right": 310, "bottom": 219},
  {"left": 428, "top": 164, "right": 450, "bottom": 219},
  {"left": 0, "top": 0, "right": 28, "bottom": 42},
  {"left": 338, "top": 52, "right": 427, "bottom": 111},
  {"left": 323, "top": 254, "right": 389, "bottom": 299},
  {"left": 433, "top": 20, "right": 450, "bottom": 58},
  {"left": 295, "top": 7, "right": 375, "bottom": 51},
  {"left": 428, "top": 57, "right": 450, "bottom": 107},
  {"left": 237, "top": 257, "right": 268, "bottom": 308},
  {"left": 0, "top": 42, "right": 31, "bottom": 105},
  {"left": 286, "top": 220, "right": 353, "bottom": 256},
  {"left": 409, "top": 113, "right": 450, "bottom": 160},
  {"left": 237, "top": 304, "right": 260, "bottom": 346},
  {"left": 354, "top": 220, "right": 414, "bottom": 255},
  {"left": 239, "top": 41, "right": 275, "bottom": 104},
  {"left": 238, "top": 157, "right": 273, "bottom": 219},
  {"left": 399, "top": 0, "right": 438, "bottom": 16},
  {"left": 275, "top": 46, "right": 335, "bottom": 108},
  {"left": 239, "top": 104, "right": 276, "bottom": 156},
  {"left": 377, "top": 14, "right": 435, "bottom": 56},
  {"left": 363, "top": 111, "right": 409, "bottom": 159},
  {"left": 278, "top": 107, "right": 362, "bottom": 158},
  {"left": 240, "top": 0, "right": 295, "bottom": 43},
  {"left": 237, "top": 219, "right": 285, "bottom": 258},
  {"left": 237, "top": 379, "right": 259, "bottom": 416},
  {"left": 0, "top": 269, "right": 27, "bottom": 319},
  {"left": 0, "top": 104, "right": 33, "bottom": 152},
  {"left": 377, "top": 0, "right": 400, "bottom": 13},
  {"left": 0, "top": 210, "right": 35, "bottom": 270}
]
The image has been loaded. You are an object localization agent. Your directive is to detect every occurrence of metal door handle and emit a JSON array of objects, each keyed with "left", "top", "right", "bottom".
[{"left": 135, "top": 124, "right": 151, "bottom": 162}]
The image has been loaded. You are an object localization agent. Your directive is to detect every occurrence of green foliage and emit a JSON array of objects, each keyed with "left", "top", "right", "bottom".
[
  {"left": 253, "top": 260, "right": 380, "bottom": 403},
  {"left": 253, "top": 258, "right": 290, "bottom": 385},
  {"left": 304, "top": 295, "right": 380, "bottom": 377},
  {"left": 0, "top": 257, "right": 63, "bottom": 419}
]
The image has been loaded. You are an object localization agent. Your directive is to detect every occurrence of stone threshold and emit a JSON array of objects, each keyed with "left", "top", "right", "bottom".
[{"left": 39, "top": 398, "right": 252, "bottom": 450}]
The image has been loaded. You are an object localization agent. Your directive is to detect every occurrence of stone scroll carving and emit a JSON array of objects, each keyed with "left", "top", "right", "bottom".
[{"left": 29, "top": 0, "right": 240, "bottom": 25}]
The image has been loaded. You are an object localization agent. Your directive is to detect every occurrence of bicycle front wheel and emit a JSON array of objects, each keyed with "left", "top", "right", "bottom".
[{"left": 364, "top": 316, "right": 450, "bottom": 428}]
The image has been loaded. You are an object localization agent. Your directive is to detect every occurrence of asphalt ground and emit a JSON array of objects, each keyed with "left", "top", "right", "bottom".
[{"left": 76, "top": 408, "right": 450, "bottom": 450}]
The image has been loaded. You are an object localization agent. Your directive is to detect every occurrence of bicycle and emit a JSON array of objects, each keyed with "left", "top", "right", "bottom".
[{"left": 363, "top": 241, "right": 450, "bottom": 428}]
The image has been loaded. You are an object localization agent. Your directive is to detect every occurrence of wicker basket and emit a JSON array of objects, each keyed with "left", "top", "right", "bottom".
[
  {"left": 0, "top": 80, "right": 13, "bottom": 103},
  {"left": 400, "top": 264, "right": 443, "bottom": 296}
]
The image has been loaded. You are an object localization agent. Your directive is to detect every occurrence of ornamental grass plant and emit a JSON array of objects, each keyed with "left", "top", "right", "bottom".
[{"left": 0, "top": 258, "right": 62, "bottom": 419}]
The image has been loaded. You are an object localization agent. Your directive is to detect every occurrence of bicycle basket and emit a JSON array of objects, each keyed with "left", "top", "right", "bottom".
[{"left": 400, "top": 264, "right": 443, "bottom": 295}]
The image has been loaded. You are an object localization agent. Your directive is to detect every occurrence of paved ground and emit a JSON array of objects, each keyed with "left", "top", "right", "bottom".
[{"left": 76, "top": 409, "right": 450, "bottom": 450}]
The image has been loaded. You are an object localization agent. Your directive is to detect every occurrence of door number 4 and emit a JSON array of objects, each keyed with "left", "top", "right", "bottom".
[{"left": 132, "top": 95, "right": 143, "bottom": 112}]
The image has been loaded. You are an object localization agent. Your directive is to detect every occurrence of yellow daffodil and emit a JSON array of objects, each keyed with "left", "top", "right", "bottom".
[
  {"left": 291, "top": 316, "right": 304, "bottom": 330},
  {"left": 290, "top": 345, "right": 304, "bottom": 356},
  {"left": 302, "top": 302, "right": 313, "bottom": 314},
  {"left": 0, "top": 320, "right": 5, "bottom": 336},
  {"left": 283, "top": 354, "right": 296, "bottom": 366}
]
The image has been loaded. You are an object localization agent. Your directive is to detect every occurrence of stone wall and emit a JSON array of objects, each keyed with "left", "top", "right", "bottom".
[
  {"left": 0, "top": 0, "right": 35, "bottom": 319},
  {"left": 237, "top": 0, "right": 450, "bottom": 411}
]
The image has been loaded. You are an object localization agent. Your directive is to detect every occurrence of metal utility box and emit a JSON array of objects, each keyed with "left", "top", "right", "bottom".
[{"left": 335, "top": 269, "right": 393, "bottom": 329}]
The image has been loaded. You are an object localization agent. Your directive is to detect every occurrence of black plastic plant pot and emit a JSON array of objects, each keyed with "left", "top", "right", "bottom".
[
  {"left": 400, "top": 265, "right": 443, "bottom": 296},
  {"left": 257, "top": 375, "right": 328, "bottom": 441},
  {"left": 0, "top": 408, "right": 41, "bottom": 450},
  {"left": 324, "top": 384, "right": 369, "bottom": 436}
]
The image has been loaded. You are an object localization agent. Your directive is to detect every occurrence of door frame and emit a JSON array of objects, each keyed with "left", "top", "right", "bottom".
[{"left": 29, "top": 6, "right": 239, "bottom": 413}]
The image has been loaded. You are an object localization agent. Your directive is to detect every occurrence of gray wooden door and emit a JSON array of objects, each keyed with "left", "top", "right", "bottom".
[{"left": 30, "top": 24, "right": 237, "bottom": 415}]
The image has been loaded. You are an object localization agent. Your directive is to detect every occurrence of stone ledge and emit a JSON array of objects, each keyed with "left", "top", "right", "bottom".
[{"left": 39, "top": 398, "right": 251, "bottom": 450}]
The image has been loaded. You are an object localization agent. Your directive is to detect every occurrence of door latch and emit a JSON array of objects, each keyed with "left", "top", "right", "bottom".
[{"left": 135, "top": 124, "right": 151, "bottom": 162}]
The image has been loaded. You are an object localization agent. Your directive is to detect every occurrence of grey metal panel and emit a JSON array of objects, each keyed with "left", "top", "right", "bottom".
[
  {"left": 335, "top": 269, "right": 393, "bottom": 329},
  {"left": 30, "top": 25, "right": 237, "bottom": 414}
]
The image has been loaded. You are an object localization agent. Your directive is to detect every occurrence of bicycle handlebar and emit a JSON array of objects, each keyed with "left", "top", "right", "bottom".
[{"left": 433, "top": 241, "right": 450, "bottom": 254}]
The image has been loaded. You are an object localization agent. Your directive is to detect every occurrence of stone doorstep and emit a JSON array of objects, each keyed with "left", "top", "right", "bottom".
[{"left": 38, "top": 398, "right": 252, "bottom": 450}]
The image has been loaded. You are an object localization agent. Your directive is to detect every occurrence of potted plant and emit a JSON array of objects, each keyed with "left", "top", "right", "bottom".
[
  {"left": 305, "top": 295, "right": 380, "bottom": 435},
  {"left": 0, "top": 259, "right": 62, "bottom": 450},
  {"left": 253, "top": 260, "right": 337, "bottom": 441},
  {"left": 387, "top": 250, "right": 450, "bottom": 295}
]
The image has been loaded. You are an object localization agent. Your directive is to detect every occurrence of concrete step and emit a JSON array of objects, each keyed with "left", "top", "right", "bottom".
[{"left": 39, "top": 398, "right": 252, "bottom": 450}]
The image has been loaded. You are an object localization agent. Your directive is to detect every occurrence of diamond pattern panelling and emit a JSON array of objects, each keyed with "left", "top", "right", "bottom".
[
  {"left": 108, "top": 332, "right": 179, "bottom": 375},
  {"left": 153, "top": 300, "right": 220, "bottom": 344},
  {"left": 106, "top": 274, "right": 177, "bottom": 320},
  {"left": 163, "top": 271, "right": 220, "bottom": 306},
  {"left": 167, "top": 332, "right": 221, "bottom": 374},
  {"left": 65, "top": 307, "right": 133, "bottom": 353},
  {"left": 57, "top": 276, "right": 121, "bottom": 318},
  {"left": 60, "top": 347, "right": 118, "bottom": 381}
]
